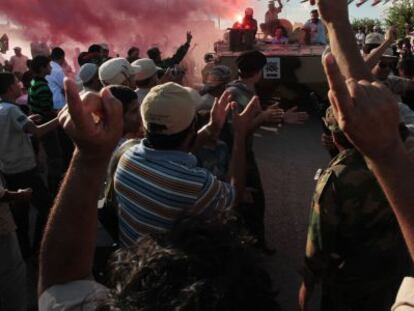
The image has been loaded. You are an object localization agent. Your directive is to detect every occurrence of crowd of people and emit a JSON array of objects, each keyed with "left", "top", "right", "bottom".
[{"left": 1, "top": 0, "right": 414, "bottom": 310}]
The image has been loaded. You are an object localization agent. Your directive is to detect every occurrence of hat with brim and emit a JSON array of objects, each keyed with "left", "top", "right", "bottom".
[
  {"left": 77, "top": 63, "right": 98, "bottom": 84},
  {"left": 99, "top": 57, "right": 141, "bottom": 85},
  {"left": 132, "top": 58, "right": 162, "bottom": 81},
  {"left": 141, "top": 82, "right": 196, "bottom": 135}
]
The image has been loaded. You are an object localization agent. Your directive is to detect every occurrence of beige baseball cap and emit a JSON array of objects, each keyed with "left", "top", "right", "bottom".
[
  {"left": 99, "top": 57, "right": 141, "bottom": 85},
  {"left": 141, "top": 82, "right": 196, "bottom": 135},
  {"left": 132, "top": 58, "right": 162, "bottom": 81}
]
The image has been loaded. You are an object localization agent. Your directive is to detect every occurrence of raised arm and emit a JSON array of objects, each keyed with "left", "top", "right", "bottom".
[
  {"left": 323, "top": 53, "right": 414, "bottom": 261},
  {"left": 364, "top": 26, "right": 397, "bottom": 70},
  {"left": 228, "top": 97, "right": 260, "bottom": 205},
  {"left": 314, "top": 0, "right": 374, "bottom": 81},
  {"left": 191, "top": 91, "right": 231, "bottom": 153},
  {"left": 277, "top": 0, "right": 283, "bottom": 11},
  {"left": 38, "top": 80, "right": 123, "bottom": 295}
]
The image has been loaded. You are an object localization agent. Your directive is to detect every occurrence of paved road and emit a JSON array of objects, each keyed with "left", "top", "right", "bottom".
[{"left": 254, "top": 116, "right": 330, "bottom": 311}]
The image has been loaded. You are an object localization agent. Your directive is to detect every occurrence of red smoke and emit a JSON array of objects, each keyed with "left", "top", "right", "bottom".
[{"left": 0, "top": 0, "right": 247, "bottom": 52}]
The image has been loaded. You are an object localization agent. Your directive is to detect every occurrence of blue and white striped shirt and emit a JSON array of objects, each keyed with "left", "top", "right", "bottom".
[{"left": 114, "top": 139, "right": 235, "bottom": 246}]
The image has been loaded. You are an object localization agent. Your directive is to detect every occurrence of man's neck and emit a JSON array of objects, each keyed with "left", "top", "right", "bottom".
[{"left": 240, "top": 78, "right": 256, "bottom": 90}]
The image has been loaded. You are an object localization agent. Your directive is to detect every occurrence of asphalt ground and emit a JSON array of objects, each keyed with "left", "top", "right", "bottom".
[{"left": 255, "top": 116, "right": 330, "bottom": 311}]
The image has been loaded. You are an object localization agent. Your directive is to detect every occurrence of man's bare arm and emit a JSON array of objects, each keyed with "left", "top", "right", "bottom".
[
  {"left": 323, "top": 53, "right": 414, "bottom": 260},
  {"left": 39, "top": 81, "right": 123, "bottom": 295},
  {"left": 228, "top": 97, "right": 260, "bottom": 206},
  {"left": 316, "top": 0, "right": 374, "bottom": 81},
  {"left": 277, "top": 0, "right": 283, "bottom": 10},
  {"left": 367, "top": 146, "right": 414, "bottom": 259},
  {"left": 191, "top": 91, "right": 231, "bottom": 153},
  {"left": 24, "top": 117, "right": 59, "bottom": 138},
  {"left": 364, "top": 27, "right": 397, "bottom": 70}
]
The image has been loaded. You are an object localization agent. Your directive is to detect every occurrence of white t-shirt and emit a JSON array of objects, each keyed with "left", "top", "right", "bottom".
[
  {"left": 392, "top": 278, "right": 414, "bottom": 310},
  {"left": 0, "top": 102, "right": 36, "bottom": 174},
  {"left": 39, "top": 280, "right": 109, "bottom": 311},
  {"left": 9, "top": 55, "right": 29, "bottom": 74}
]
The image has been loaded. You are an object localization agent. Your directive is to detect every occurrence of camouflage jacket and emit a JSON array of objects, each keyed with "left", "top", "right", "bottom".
[{"left": 305, "top": 148, "right": 410, "bottom": 290}]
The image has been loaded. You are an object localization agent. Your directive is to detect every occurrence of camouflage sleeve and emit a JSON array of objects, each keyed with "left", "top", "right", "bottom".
[{"left": 305, "top": 170, "right": 341, "bottom": 283}]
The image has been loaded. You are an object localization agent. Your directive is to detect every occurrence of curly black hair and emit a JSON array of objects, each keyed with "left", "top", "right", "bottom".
[{"left": 96, "top": 216, "right": 280, "bottom": 311}]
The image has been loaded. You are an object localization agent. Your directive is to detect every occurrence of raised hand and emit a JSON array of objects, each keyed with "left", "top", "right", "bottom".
[
  {"left": 323, "top": 53, "right": 401, "bottom": 160},
  {"left": 385, "top": 25, "right": 397, "bottom": 43},
  {"left": 309, "top": 0, "right": 349, "bottom": 24},
  {"left": 186, "top": 31, "right": 193, "bottom": 44},
  {"left": 209, "top": 90, "right": 232, "bottom": 132},
  {"left": 232, "top": 96, "right": 261, "bottom": 137},
  {"left": 59, "top": 79, "right": 124, "bottom": 159},
  {"left": 283, "top": 106, "right": 309, "bottom": 125}
]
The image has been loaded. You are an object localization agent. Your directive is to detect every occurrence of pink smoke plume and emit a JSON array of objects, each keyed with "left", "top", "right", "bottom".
[{"left": 0, "top": 0, "right": 247, "bottom": 52}]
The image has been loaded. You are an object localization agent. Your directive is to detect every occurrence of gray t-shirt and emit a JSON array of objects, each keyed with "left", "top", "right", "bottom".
[{"left": 0, "top": 102, "right": 36, "bottom": 174}]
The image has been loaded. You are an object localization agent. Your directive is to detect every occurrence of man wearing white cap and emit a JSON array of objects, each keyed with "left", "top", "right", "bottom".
[
  {"left": 77, "top": 63, "right": 102, "bottom": 95},
  {"left": 132, "top": 58, "right": 162, "bottom": 105},
  {"left": 99, "top": 57, "right": 140, "bottom": 88},
  {"left": 114, "top": 82, "right": 258, "bottom": 246}
]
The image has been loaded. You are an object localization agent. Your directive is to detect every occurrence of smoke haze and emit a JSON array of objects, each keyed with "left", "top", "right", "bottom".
[{"left": 0, "top": 0, "right": 247, "bottom": 51}]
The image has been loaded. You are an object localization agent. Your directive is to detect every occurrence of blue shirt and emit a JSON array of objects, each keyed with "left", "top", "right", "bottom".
[
  {"left": 46, "top": 61, "right": 66, "bottom": 109},
  {"left": 114, "top": 139, "right": 235, "bottom": 246},
  {"left": 304, "top": 19, "right": 327, "bottom": 45}
]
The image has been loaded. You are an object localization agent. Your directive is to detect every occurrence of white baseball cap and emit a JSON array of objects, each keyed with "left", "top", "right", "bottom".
[
  {"left": 77, "top": 63, "right": 98, "bottom": 84},
  {"left": 132, "top": 58, "right": 162, "bottom": 81},
  {"left": 99, "top": 57, "right": 141, "bottom": 85}
]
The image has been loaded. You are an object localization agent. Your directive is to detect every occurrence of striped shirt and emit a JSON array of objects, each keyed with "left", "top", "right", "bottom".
[
  {"left": 114, "top": 139, "right": 235, "bottom": 246},
  {"left": 28, "top": 77, "right": 53, "bottom": 116}
]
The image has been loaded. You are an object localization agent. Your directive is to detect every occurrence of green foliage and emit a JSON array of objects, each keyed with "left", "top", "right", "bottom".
[
  {"left": 351, "top": 18, "right": 382, "bottom": 32},
  {"left": 385, "top": 0, "right": 414, "bottom": 38}
]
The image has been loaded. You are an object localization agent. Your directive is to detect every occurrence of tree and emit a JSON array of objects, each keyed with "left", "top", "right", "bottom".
[
  {"left": 385, "top": 0, "right": 414, "bottom": 38},
  {"left": 351, "top": 18, "right": 382, "bottom": 32}
]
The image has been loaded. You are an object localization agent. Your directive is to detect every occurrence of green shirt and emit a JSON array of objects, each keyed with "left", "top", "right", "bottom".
[
  {"left": 28, "top": 77, "right": 53, "bottom": 116},
  {"left": 305, "top": 148, "right": 410, "bottom": 293}
]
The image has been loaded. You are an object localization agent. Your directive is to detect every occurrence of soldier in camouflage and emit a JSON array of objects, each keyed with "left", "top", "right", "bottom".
[{"left": 300, "top": 107, "right": 412, "bottom": 311}]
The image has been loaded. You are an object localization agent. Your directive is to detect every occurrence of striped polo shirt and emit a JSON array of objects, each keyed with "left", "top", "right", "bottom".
[
  {"left": 28, "top": 77, "right": 54, "bottom": 116},
  {"left": 114, "top": 139, "right": 235, "bottom": 246}
]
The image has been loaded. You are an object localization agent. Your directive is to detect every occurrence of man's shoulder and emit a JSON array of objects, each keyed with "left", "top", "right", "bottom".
[
  {"left": 329, "top": 151, "right": 371, "bottom": 183},
  {"left": 118, "top": 144, "right": 207, "bottom": 179},
  {"left": 0, "top": 102, "right": 20, "bottom": 114}
]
